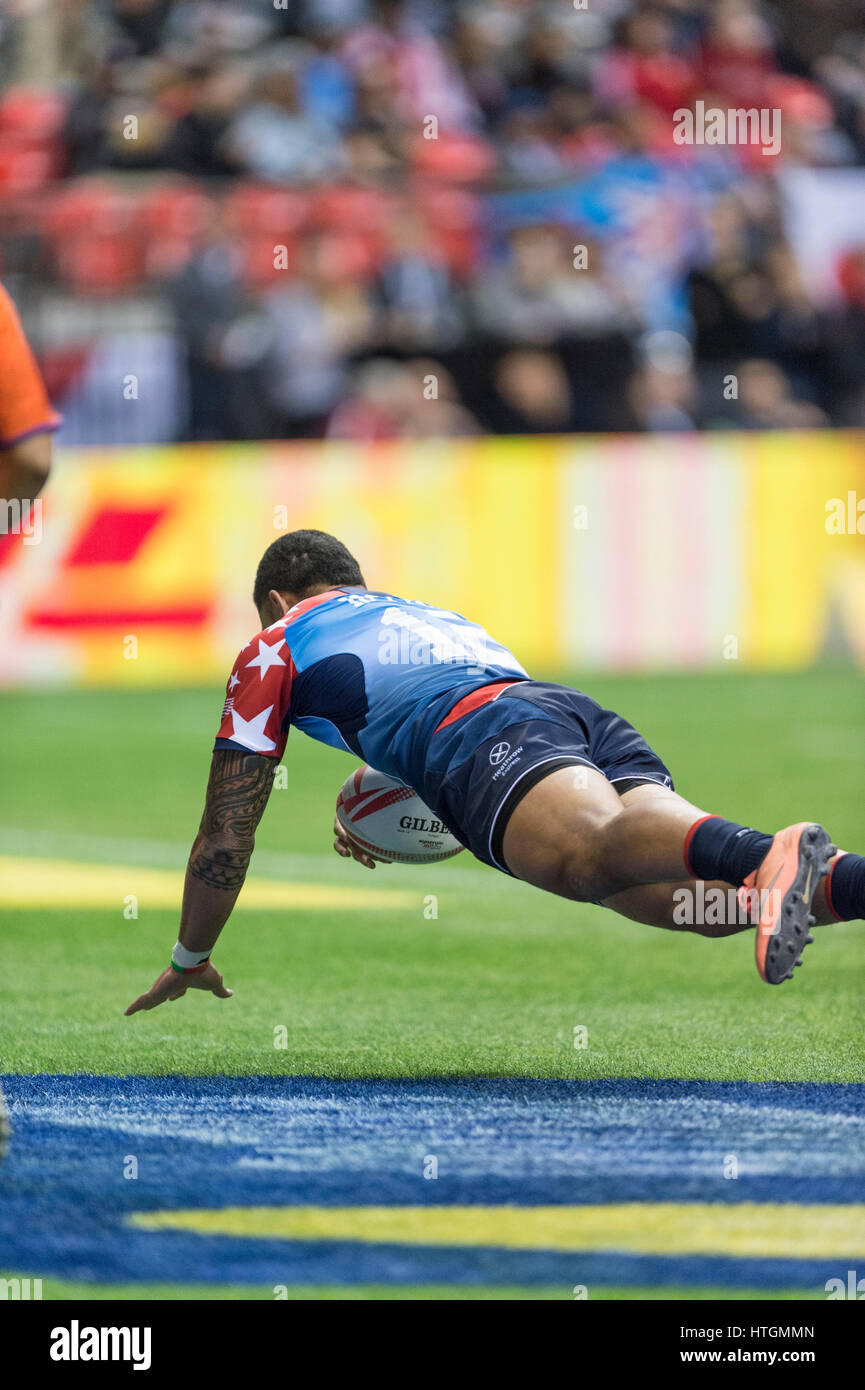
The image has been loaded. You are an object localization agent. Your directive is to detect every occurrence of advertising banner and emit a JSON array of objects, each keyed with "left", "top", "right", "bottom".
[{"left": 1, "top": 432, "right": 863, "bottom": 685}]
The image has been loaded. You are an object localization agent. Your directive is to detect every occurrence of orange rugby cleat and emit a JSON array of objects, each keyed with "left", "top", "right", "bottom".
[{"left": 739, "top": 823, "right": 836, "bottom": 984}]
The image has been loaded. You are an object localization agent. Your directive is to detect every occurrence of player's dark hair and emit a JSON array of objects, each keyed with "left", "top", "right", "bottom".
[{"left": 253, "top": 530, "right": 365, "bottom": 609}]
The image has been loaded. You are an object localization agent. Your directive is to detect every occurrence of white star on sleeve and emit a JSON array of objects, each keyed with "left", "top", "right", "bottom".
[
  {"left": 245, "top": 638, "right": 287, "bottom": 680},
  {"left": 228, "top": 671, "right": 240, "bottom": 692},
  {"left": 229, "top": 704, "right": 277, "bottom": 753}
]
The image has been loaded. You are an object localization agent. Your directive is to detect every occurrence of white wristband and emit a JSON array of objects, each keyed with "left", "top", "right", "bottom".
[{"left": 171, "top": 941, "right": 211, "bottom": 971}]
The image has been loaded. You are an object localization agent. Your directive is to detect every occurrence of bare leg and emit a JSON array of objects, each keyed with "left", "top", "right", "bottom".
[
  {"left": 605, "top": 869, "right": 843, "bottom": 934},
  {"left": 502, "top": 766, "right": 719, "bottom": 901},
  {"left": 501, "top": 771, "right": 842, "bottom": 924},
  {"left": 603, "top": 879, "right": 748, "bottom": 937},
  {"left": 605, "top": 783, "right": 844, "bottom": 932}
]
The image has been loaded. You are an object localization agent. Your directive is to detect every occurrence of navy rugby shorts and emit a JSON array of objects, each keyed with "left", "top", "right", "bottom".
[{"left": 420, "top": 679, "right": 674, "bottom": 874}]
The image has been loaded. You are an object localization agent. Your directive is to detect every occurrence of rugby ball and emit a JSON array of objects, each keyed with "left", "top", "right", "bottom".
[{"left": 336, "top": 765, "right": 464, "bottom": 865}]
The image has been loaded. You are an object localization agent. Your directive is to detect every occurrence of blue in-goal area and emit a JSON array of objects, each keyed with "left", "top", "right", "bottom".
[{"left": 1, "top": 1075, "right": 863, "bottom": 1290}]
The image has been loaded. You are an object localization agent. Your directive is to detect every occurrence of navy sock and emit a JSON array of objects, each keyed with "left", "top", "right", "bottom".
[
  {"left": 685, "top": 816, "right": 773, "bottom": 887},
  {"left": 827, "top": 853, "right": 865, "bottom": 922}
]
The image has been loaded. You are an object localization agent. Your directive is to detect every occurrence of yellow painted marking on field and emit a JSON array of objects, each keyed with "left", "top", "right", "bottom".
[
  {"left": 0, "top": 856, "right": 413, "bottom": 912},
  {"left": 130, "top": 1203, "right": 865, "bottom": 1259}
]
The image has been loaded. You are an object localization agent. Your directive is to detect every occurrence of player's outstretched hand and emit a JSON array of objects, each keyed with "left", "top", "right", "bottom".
[
  {"left": 332, "top": 814, "right": 379, "bottom": 870},
  {"left": 124, "top": 961, "right": 232, "bottom": 1016}
]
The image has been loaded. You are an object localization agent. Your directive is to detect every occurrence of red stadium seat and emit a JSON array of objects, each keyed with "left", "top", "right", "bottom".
[
  {"left": 0, "top": 87, "right": 65, "bottom": 195},
  {"left": 142, "top": 181, "right": 216, "bottom": 238},
  {"left": 0, "top": 139, "right": 56, "bottom": 194},
  {"left": 306, "top": 187, "right": 395, "bottom": 280},
  {"left": 144, "top": 232, "right": 194, "bottom": 277},
  {"left": 0, "top": 86, "right": 66, "bottom": 140},
  {"left": 242, "top": 232, "right": 299, "bottom": 289},
  {"left": 765, "top": 76, "right": 834, "bottom": 127},
  {"left": 43, "top": 182, "right": 145, "bottom": 294},
  {"left": 410, "top": 182, "right": 482, "bottom": 275},
  {"left": 838, "top": 248, "right": 865, "bottom": 310},
  {"left": 311, "top": 229, "right": 380, "bottom": 284},
  {"left": 140, "top": 181, "right": 217, "bottom": 276},
  {"left": 42, "top": 179, "right": 126, "bottom": 242},
  {"left": 225, "top": 185, "right": 310, "bottom": 236},
  {"left": 61, "top": 236, "right": 144, "bottom": 295},
  {"left": 309, "top": 185, "right": 395, "bottom": 234},
  {"left": 409, "top": 133, "right": 496, "bottom": 183}
]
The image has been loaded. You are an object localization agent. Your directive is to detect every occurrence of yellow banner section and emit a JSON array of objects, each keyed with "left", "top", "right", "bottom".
[{"left": 0, "top": 432, "right": 862, "bottom": 686}]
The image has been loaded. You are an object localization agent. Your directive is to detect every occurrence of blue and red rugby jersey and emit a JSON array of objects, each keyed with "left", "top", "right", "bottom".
[{"left": 215, "top": 587, "right": 529, "bottom": 790}]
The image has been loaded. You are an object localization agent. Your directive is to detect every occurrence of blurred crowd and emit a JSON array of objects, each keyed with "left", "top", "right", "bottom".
[{"left": 3, "top": 0, "right": 865, "bottom": 441}]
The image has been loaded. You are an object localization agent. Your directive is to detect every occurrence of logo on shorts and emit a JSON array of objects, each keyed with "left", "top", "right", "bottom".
[{"left": 489, "top": 741, "right": 511, "bottom": 765}]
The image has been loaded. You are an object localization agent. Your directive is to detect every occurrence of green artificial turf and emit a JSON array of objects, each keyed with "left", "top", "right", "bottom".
[
  {"left": 0, "top": 1273, "right": 827, "bottom": 1301},
  {"left": 1, "top": 670, "right": 862, "bottom": 1080}
]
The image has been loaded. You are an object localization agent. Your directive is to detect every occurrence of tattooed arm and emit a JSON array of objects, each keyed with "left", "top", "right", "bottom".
[
  {"left": 125, "top": 750, "right": 275, "bottom": 1015},
  {"left": 180, "top": 749, "right": 275, "bottom": 952}
]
